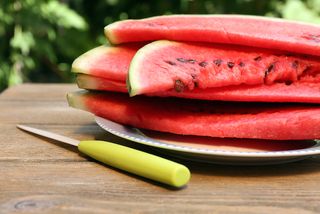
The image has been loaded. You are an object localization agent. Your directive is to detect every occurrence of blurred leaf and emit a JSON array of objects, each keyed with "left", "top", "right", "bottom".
[
  {"left": 8, "top": 69, "right": 23, "bottom": 86},
  {"left": 280, "top": 0, "right": 320, "bottom": 23},
  {"left": 41, "top": 0, "right": 88, "bottom": 29},
  {"left": 308, "top": 0, "right": 320, "bottom": 13},
  {"left": 10, "top": 26, "right": 35, "bottom": 55},
  {"left": 105, "top": 0, "right": 119, "bottom": 6}
]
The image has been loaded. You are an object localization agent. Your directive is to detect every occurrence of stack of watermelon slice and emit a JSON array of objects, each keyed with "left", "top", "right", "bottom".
[{"left": 67, "top": 15, "right": 320, "bottom": 141}]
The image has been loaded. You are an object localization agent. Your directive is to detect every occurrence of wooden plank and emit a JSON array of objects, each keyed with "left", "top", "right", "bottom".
[
  {"left": 0, "top": 101, "right": 92, "bottom": 124},
  {"left": 0, "top": 83, "right": 78, "bottom": 101},
  {"left": 1, "top": 161, "right": 320, "bottom": 213},
  {"left": 1, "top": 84, "right": 320, "bottom": 213}
]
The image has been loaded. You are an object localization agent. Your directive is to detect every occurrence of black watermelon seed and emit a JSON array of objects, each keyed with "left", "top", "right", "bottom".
[
  {"left": 264, "top": 63, "right": 275, "bottom": 78},
  {"left": 174, "top": 80, "right": 185, "bottom": 93},
  {"left": 187, "top": 59, "right": 196, "bottom": 64},
  {"left": 177, "top": 58, "right": 187, "bottom": 63},
  {"left": 285, "top": 80, "right": 293, "bottom": 85},
  {"left": 267, "top": 63, "right": 274, "bottom": 73},
  {"left": 199, "top": 61, "right": 208, "bottom": 67},
  {"left": 213, "top": 59, "right": 222, "bottom": 66},
  {"left": 254, "top": 56, "right": 262, "bottom": 61},
  {"left": 292, "top": 60, "right": 299, "bottom": 69},
  {"left": 165, "top": 60, "right": 176, "bottom": 66},
  {"left": 227, "top": 62, "right": 235, "bottom": 68},
  {"left": 239, "top": 62, "right": 245, "bottom": 67},
  {"left": 177, "top": 58, "right": 196, "bottom": 64}
]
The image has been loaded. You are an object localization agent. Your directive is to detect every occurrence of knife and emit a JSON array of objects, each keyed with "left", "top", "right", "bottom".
[{"left": 17, "top": 125, "right": 190, "bottom": 188}]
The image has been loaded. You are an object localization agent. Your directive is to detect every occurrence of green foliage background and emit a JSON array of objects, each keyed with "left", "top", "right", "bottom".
[{"left": 0, "top": 0, "right": 319, "bottom": 92}]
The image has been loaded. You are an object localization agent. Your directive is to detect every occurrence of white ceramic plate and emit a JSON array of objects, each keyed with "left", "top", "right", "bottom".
[{"left": 95, "top": 116, "right": 320, "bottom": 165}]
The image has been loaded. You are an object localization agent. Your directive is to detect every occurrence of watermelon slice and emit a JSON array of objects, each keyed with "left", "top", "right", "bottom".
[
  {"left": 67, "top": 90, "right": 320, "bottom": 140},
  {"left": 128, "top": 40, "right": 320, "bottom": 96},
  {"left": 73, "top": 43, "right": 320, "bottom": 103},
  {"left": 104, "top": 15, "right": 320, "bottom": 56},
  {"left": 78, "top": 74, "right": 320, "bottom": 103},
  {"left": 72, "top": 44, "right": 141, "bottom": 81}
]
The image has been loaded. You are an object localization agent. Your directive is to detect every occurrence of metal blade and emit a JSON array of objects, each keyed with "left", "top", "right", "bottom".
[{"left": 17, "top": 125, "right": 80, "bottom": 146}]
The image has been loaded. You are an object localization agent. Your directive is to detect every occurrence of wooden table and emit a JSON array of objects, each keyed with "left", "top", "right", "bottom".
[{"left": 1, "top": 84, "right": 320, "bottom": 213}]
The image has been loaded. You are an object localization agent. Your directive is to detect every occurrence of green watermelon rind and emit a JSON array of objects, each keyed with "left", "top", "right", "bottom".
[
  {"left": 71, "top": 45, "right": 112, "bottom": 75},
  {"left": 128, "top": 40, "right": 176, "bottom": 96},
  {"left": 67, "top": 90, "right": 87, "bottom": 111},
  {"left": 76, "top": 74, "right": 100, "bottom": 91},
  {"left": 77, "top": 74, "right": 127, "bottom": 92}
]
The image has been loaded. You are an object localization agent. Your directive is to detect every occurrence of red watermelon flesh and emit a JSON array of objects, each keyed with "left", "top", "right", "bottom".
[
  {"left": 72, "top": 44, "right": 141, "bottom": 81},
  {"left": 78, "top": 74, "right": 320, "bottom": 103},
  {"left": 104, "top": 15, "right": 320, "bottom": 56},
  {"left": 128, "top": 40, "right": 320, "bottom": 96},
  {"left": 67, "top": 90, "right": 320, "bottom": 140}
]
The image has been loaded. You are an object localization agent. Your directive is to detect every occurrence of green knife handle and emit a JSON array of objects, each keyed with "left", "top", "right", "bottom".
[{"left": 78, "top": 140, "right": 190, "bottom": 187}]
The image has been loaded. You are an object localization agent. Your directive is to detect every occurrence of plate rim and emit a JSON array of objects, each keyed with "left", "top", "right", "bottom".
[{"left": 95, "top": 116, "right": 320, "bottom": 158}]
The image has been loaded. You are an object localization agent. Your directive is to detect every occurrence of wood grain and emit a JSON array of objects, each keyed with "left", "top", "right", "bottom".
[{"left": 0, "top": 84, "right": 320, "bottom": 213}]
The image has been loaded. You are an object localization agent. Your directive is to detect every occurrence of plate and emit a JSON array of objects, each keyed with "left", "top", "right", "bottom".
[{"left": 95, "top": 116, "right": 320, "bottom": 165}]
